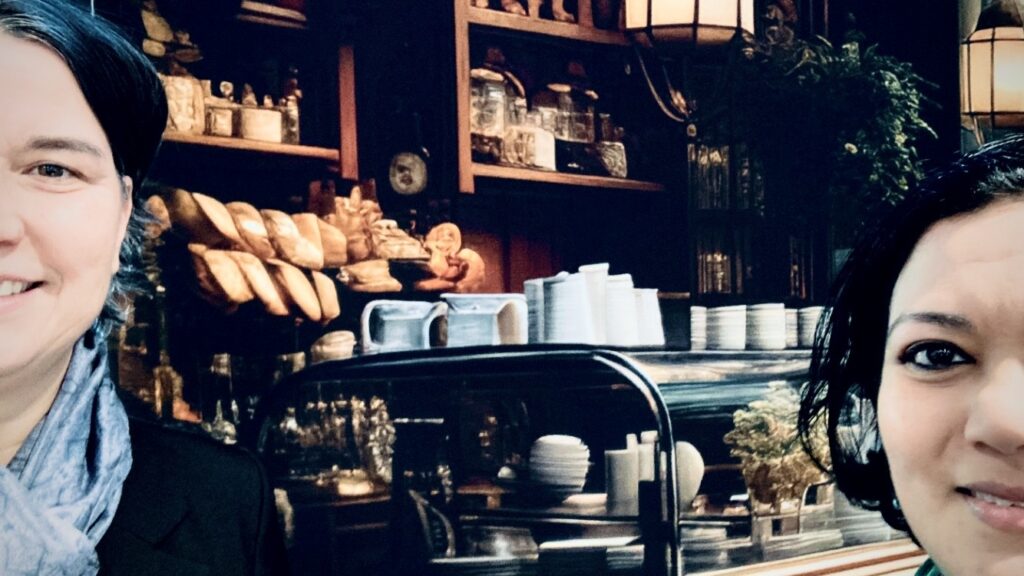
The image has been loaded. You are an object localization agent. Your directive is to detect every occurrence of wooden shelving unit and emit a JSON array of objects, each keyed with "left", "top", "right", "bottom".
[
  {"left": 454, "top": 1, "right": 662, "bottom": 194},
  {"left": 162, "top": 131, "right": 339, "bottom": 161},
  {"left": 473, "top": 162, "right": 665, "bottom": 192},
  {"left": 465, "top": 5, "right": 630, "bottom": 46}
]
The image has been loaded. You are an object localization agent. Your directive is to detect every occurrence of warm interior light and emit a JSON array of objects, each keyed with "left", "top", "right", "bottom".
[
  {"left": 961, "top": 1, "right": 1024, "bottom": 129},
  {"left": 625, "top": 0, "right": 755, "bottom": 45}
]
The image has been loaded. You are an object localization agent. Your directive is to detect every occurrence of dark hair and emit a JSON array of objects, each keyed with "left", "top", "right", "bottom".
[
  {"left": 0, "top": 0, "right": 168, "bottom": 332},
  {"left": 798, "top": 134, "right": 1024, "bottom": 533}
]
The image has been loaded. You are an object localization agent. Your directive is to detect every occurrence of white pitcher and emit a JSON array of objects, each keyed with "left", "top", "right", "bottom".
[
  {"left": 442, "top": 293, "right": 528, "bottom": 347},
  {"left": 361, "top": 300, "right": 447, "bottom": 354}
]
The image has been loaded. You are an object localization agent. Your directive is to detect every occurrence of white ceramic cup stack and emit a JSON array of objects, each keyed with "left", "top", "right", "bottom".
[
  {"left": 746, "top": 303, "right": 786, "bottom": 350},
  {"left": 706, "top": 305, "right": 747, "bottom": 350},
  {"left": 579, "top": 263, "right": 610, "bottom": 345},
  {"left": 690, "top": 306, "right": 707, "bottom": 351},
  {"left": 634, "top": 288, "right": 666, "bottom": 346},
  {"left": 605, "top": 274, "right": 639, "bottom": 347},
  {"left": 604, "top": 448, "right": 639, "bottom": 515},
  {"left": 785, "top": 308, "right": 798, "bottom": 348},
  {"left": 524, "top": 278, "right": 545, "bottom": 344},
  {"left": 529, "top": 435, "right": 591, "bottom": 501},
  {"left": 798, "top": 306, "right": 825, "bottom": 348},
  {"left": 543, "top": 273, "right": 596, "bottom": 344}
]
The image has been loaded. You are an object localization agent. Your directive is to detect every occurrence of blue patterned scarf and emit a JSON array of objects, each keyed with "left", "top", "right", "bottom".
[{"left": 0, "top": 329, "right": 132, "bottom": 575}]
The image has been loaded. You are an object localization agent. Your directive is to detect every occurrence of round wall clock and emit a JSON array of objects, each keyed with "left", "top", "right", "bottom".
[{"left": 388, "top": 151, "right": 429, "bottom": 196}]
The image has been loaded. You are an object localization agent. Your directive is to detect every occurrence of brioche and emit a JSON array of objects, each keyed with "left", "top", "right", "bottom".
[
  {"left": 266, "top": 259, "right": 322, "bottom": 322},
  {"left": 228, "top": 251, "right": 289, "bottom": 316},
  {"left": 226, "top": 202, "right": 276, "bottom": 259}
]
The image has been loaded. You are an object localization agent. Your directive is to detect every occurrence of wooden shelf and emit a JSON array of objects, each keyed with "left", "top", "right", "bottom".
[
  {"left": 162, "top": 132, "right": 339, "bottom": 162},
  {"left": 235, "top": 0, "right": 307, "bottom": 30},
  {"left": 466, "top": 6, "right": 629, "bottom": 46},
  {"left": 472, "top": 162, "right": 666, "bottom": 192}
]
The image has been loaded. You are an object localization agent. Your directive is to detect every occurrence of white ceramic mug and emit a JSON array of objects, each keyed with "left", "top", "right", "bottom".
[
  {"left": 361, "top": 300, "right": 447, "bottom": 354},
  {"left": 443, "top": 293, "right": 528, "bottom": 347},
  {"left": 605, "top": 448, "right": 639, "bottom": 515}
]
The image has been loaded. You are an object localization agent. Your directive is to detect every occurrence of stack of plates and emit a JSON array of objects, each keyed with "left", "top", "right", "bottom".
[
  {"left": 529, "top": 435, "right": 590, "bottom": 502},
  {"left": 746, "top": 303, "right": 786, "bottom": 350},
  {"left": 690, "top": 306, "right": 707, "bottom": 351},
  {"left": 707, "top": 305, "right": 747, "bottom": 350},
  {"left": 785, "top": 309, "right": 798, "bottom": 348},
  {"left": 798, "top": 306, "right": 825, "bottom": 348}
]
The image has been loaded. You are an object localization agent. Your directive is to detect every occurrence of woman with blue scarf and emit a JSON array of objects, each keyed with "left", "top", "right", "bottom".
[
  {"left": 799, "top": 134, "right": 1024, "bottom": 576},
  {"left": 0, "top": 1, "right": 287, "bottom": 574}
]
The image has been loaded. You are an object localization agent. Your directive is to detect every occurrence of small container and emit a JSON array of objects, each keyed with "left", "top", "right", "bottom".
[{"left": 239, "top": 106, "right": 283, "bottom": 143}]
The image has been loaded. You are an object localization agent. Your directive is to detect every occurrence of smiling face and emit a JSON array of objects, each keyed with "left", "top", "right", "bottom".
[
  {"left": 880, "top": 198, "right": 1024, "bottom": 576},
  {"left": 0, "top": 34, "right": 132, "bottom": 388}
]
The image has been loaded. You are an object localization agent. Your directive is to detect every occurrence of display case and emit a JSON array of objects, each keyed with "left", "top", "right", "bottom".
[{"left": 248, "top": 346, "right": 910, "bottom": 576}]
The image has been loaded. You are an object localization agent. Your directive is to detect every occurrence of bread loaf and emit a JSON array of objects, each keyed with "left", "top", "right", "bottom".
[
  {"left": 266, "top": 258, "right": 322, "bottom": 322},
  {"left": 340, "top": 259, "right": 402, "bottom": 293},
  {"left": 317, "top": 219, "right": 349, "bottom": 267},
  {"left": 191, "top": 193, "right": 244, "bottom": 248},
  {"left": 262, "top": 210, "right": 324, "bottom": 270},
  {"left": 165, "top": 189, "right": 225, "bottom": 246},
  {"left": 203, "top": 249, "right": 255, "bottom": 304},
  {"left": 310, "top": 270, "right": 341, "bottom": 323},
  {"left": 291, "top": 213, "right": 325, "bottom": 270},
  {"left": 226, "top": 202, "right": 276, "bottom": 260},
  {"left": 228, "top": 251, "right": 289, "bottom": 316}
]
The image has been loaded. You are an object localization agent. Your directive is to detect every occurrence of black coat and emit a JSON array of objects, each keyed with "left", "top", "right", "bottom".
[{"left": 96, "top": 416, "right": 289, "bottom": 576}]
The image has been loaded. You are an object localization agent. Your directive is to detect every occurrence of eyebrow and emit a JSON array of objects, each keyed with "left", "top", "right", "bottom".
[
  {"left": 887, "top": 312, "right": 976, "bottom": 337},
  {"left": 26, "top": 137, "right": 105, "bottom": 159}
]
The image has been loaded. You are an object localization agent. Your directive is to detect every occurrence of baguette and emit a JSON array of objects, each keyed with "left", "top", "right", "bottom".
[
  {"left": 165, "top": 189, "right": 225, "bottom": 246},
  {"left": 226, "top": 202, "right": 276, "bottom": 260},
  {"left": 291, "top": 213, "right": 325, "bottom": 270}
]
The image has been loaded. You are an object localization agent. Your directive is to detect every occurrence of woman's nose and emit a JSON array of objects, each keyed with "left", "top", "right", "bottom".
[{"left": 965, "top": 358, "right": 1024, "bottom": 456}]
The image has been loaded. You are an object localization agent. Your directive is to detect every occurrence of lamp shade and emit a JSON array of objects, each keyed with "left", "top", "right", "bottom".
[
  {"left": 961, "top": 0, "right": 1024, "bottom": 129},
  {"left": 624, "top": 0, "right": 755, "bottom": 45}
]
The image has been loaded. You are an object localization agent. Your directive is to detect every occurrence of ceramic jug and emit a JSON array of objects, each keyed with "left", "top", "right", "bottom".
[
  {"left": 361, "top": 300, "right": 447, "bottom": 354},
  {"left": 442, "top": 293, "right": 528, "bottom": 347}
]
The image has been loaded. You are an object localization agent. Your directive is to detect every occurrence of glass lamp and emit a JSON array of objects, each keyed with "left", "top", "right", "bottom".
[
  {"left": 962, "top": 0, "right": 1024, "bottom": 138},
  {"left": 624, "top": 0, "right": 755, "bottom": 46}
]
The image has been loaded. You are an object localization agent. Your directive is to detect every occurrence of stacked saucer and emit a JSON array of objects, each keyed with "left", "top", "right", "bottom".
[
  {"left": 798, "top": 306, "right": 825, "bottom": 348},
  {"left": 529, "top": 435, "right": 590, "bottom": 502},
  {"left": 746, "top": 303, "right": 786, "bottom": 350},
  {"left": 690, "top": 306, "right": 707, "bottom": 351},
  {"left": 706, "top": 305, "right": 747, "bottom": 350},
  {"left": 785, "top": 309, "right": 798, "bottom": 348}
]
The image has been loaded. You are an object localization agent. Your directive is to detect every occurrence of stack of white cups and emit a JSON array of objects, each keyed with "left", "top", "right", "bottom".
[
  {"left": 542, "top": 272, "right": 595, "bottom": 344},
  {"left": 579, "top": 263, "right": 609, "bottom": 345},
  {"left": 605, "top": 274, "right": 640, "bottom": 347}
]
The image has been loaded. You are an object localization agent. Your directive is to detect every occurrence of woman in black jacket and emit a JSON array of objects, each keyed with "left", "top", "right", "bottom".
[{"left": 0, "top": 1, "right": 286, "bottom": 574}]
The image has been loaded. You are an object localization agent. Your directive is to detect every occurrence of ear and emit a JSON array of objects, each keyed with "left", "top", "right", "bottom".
[{"left": 112, "top": 176, "right": 134, "bottom": 275}]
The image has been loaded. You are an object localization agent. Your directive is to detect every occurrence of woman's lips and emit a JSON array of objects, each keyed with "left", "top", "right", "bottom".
[
  {"left": 0, "top": 280, "right": 43, "bottom": 314},
  {"left": 959, "top": 484, "right": 1024, "bottom": 533}
]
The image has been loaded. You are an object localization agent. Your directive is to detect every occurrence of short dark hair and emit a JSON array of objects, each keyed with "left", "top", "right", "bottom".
[
  {"left": 0, "top": 0, "right": 168, "bottom": 332},
  {"left": 798, "top": 134, "right": 1024, "bottom": 533}
]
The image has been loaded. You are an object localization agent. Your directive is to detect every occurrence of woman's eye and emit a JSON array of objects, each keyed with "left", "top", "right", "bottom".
[
  {"left": 899, "top": 342, "right": 974, "bottom": 371},
  {"left": 34, "top": 164, "right": 73, "bottom": 179}
]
